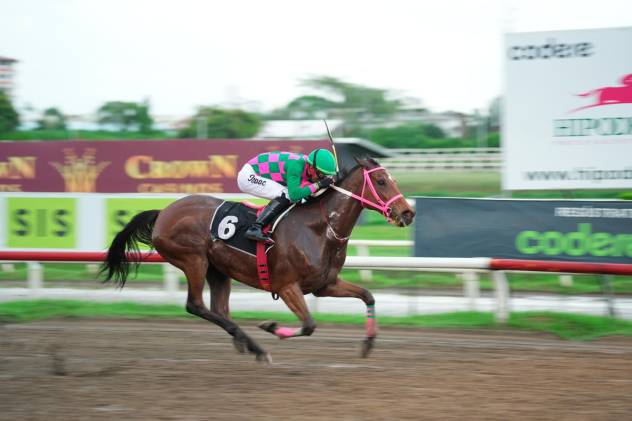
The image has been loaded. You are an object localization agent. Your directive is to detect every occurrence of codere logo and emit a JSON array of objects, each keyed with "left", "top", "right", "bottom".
[{"left": 515, "top": 223, "right": 632, "bottom": 258}]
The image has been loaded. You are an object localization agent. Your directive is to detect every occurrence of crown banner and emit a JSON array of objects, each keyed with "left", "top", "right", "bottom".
[
  {"left": 503, "top": 27, "right": 632, "bottom": 190},
  {"left": 0, "top": 139, "right": 327, "bottom": 193},
  {"left": 414, "top": 197, "right": 632, "bottom": 264}
]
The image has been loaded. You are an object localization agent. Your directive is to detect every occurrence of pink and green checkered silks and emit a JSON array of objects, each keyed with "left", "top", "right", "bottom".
[{"left": 247, "top": 151, "right": 318, "bottom": 202}]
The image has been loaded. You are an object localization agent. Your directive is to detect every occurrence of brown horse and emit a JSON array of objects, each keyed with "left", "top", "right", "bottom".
[{"left": 101, "top": 158, "right": 415, "bottom": 362}]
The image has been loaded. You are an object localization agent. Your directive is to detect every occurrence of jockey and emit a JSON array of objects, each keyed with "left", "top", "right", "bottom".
[{"left": 237, "top": 148, "right": 338, "bottom": 243}]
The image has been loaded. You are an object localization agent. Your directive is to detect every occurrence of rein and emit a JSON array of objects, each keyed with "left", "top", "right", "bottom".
[{"left": 330, "top": 167, "right": 403, "bottom": 223}]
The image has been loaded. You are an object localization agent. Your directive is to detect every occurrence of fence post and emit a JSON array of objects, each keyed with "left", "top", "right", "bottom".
[
  {"left": 1, "top": 263, "right": 15, "bottom": 273},
  {"left": 85, "top": 263, "right": 100, "bottom": 274},
  {"left": 356, "top": 244, "right": 373, "bottom": 282},
  {"left": 492, "top": 271, "right": 509, "bottom": 324},
  {"left": 559, "top": 274, "right": 573, "bottom": 287},
  {"left": 27, "top": 262, "right": 43, "bottom": 292},
  {"left": 309, "top": 294, "right": 319, "bottom": 313},
  {"left": 600, "top": 275, "right": 617, "bottom": 318},
  {"left": 163, "top": 264, "right": 179, "bottom": 295},
  {"left": 462, "top": 271, "right": 480, "bottom": 311}
]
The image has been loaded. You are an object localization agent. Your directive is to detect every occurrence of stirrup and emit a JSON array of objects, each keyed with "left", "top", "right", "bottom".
[{"left": 245, "top": 225, "right": 273, "bottom": 243}]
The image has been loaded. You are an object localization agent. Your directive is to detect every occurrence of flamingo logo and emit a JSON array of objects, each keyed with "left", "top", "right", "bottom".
[{"left": 572, "top": 73, "right": 632, "bottom": 112}]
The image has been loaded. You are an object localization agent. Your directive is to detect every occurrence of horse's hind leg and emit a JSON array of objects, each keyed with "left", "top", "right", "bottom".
[
  {"left": 204, "top": 265, "right": 247, "bottom": 353},
  {"left": 206, "top": 265, "right": 230, "bottom": 318},
  {"left": 313, "top": 277, "right": 376, "bottom": 358},
  {"left": 259, "top": 282, "right": 316, "bottom": 339},
  {"left": 182, "top": 256, "right": 270, "bottom": 362}
]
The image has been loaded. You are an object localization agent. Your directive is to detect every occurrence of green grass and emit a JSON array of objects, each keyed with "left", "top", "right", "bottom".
[
  {"left": 508, "top": 312, "right": 632, "bottom": 340},
  {"left": 392, "top": 170, "right": 501, "bottom": 196},
  {"left": 1, "top": 300, "right": 631, "bottom": 341},
  {"left": 0, "top": 262, "right": 164, "bottom": 283},
  {"left": 0, "top": 300, "right": 187, "bottom": 322}
]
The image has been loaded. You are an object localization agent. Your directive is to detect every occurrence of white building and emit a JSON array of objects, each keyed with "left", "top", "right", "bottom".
[
  {"left": 0, "top": 56, "right": 17, "bottom": 98},
  {"left": 256, "top": 119, "right": 344, "bottom": 139}
]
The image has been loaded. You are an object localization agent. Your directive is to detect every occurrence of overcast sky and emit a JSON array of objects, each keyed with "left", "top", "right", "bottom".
[{"left": 2, "top": 0, "right": 631, "bottom": 117}]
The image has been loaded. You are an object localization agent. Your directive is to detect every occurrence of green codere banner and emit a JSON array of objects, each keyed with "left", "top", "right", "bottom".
[
  {"left": 414, "top": 198, "right": 632, "bottom": 264},
  {"left": 105, "top": 198, "right": 176, "bottom": 247},
  {"left": 7, "top": 197, "right": 77, "bottom": 248}
]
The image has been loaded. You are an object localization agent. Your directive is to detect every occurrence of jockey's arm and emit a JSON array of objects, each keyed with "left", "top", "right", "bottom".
[{"left": 285, "top": 159, "right": 319, "bottom": 202}]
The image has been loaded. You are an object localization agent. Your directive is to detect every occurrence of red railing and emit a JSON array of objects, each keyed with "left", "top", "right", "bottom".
[{"left": 0, "top": 250, "right": 630, "bottom": 275}]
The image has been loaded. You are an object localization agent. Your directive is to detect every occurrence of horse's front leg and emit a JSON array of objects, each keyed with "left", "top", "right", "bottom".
[
  {"left": 313, "top": 277, "right": 376, "bottom": 358},
  {"left": 259, "top": 282, "right": 316, "bottom": 339}
]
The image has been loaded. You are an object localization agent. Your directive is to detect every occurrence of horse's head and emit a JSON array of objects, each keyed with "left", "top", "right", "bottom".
[{"left": 336, "top": 157, "right": 415, "bottom": 227}]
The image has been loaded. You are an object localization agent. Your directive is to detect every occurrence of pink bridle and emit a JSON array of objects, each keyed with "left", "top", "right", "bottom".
[{"left": 331, "top": 166, "right": 404, "bottom": 222}]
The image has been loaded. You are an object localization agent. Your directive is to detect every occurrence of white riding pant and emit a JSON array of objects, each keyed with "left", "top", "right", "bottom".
[{"left": 237, "top": 164, "right": 288, "bottom": 200}]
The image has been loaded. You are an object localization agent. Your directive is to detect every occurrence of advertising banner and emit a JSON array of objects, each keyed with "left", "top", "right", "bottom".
[
  {"left": 6, "top": 197, "right": 77, "bottom": 248},
  {"left": 0, "top": 194, "right": 272, "bottom": 250},
  {"left": 503, "top": 27, "right": 632, "bottom": 190},
  {"left": 105, "top": 198, "right": 176, "bottom": 247},
  {"left": 0, "top": 139, "right": 327, "bottom": 193},
  {"left": 414, "top": 197, "right": 632, "bottom": 264}
]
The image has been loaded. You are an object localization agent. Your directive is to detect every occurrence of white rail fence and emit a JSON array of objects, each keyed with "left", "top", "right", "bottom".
[
  {"left": 2, "top": 240, "right": 629, "bottom": 322},
  {"left": 382, "top": 147, "right": 501, "bottom": 171},
  {"left": 2, "top": 241, "right": 502, "bottom": 320}
]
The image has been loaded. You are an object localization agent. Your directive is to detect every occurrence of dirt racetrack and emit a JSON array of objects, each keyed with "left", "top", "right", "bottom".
[{"left": 1, "top": 319, "right": 631, "bottom": 420}]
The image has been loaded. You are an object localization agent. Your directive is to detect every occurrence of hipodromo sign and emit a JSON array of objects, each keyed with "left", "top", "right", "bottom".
[
  {"left": 503, "top": 27, "right": 632, "bottom": 191},
  {"left": 0, "top": 139, "right": 326, "bottom": 193}
]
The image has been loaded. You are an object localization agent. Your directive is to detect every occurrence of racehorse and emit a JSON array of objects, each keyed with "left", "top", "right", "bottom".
[{"left": 101, "top": 157, "right": 415, "bottom": 362}]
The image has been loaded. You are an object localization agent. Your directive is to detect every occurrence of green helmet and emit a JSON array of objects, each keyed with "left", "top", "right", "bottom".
[{"left": 307, "top": 148, "right": 337, "bottom": 175}]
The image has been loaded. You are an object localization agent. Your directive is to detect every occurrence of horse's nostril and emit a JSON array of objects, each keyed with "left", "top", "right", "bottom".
[{"left": 402, "top": 210, "right": 415, "bottom": 225}]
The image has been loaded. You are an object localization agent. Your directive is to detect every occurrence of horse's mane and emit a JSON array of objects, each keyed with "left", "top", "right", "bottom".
[{"left": 337, "top": 156, "right": 381, "bottom": 182}]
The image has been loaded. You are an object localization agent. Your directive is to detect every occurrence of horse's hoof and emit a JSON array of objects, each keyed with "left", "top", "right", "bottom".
[
  {"left": 232, "top": 337, "right": 246, "bottom": 354},
  {"left": 256, "top": 352, "right": 273, "bottom": 364},
  {"left": 361, "top": 336, "right": 375, "bottom": 358},
  {"left": 258, "top": 320, "right": 278, "bottom": 334}
]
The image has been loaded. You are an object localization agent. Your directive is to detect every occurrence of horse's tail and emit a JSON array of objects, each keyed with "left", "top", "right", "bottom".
[
  {"left": 577, "top": 89, "right": 599, "bottom": 98},
  {"left": 100, "top": 210, "right": 160, "bottom": 288}
]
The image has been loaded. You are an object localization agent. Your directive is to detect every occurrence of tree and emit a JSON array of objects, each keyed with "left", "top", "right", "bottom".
[
  {"left": 301, "top": 76, "right": 403, "bottom": 119},
  {"left": 364, "top": 123, "right": 454, "bottom": 149},
  {"left": 97, "top": 100, "right": 153, "bottom": 132},
  {"left": 487, "top": 96, "right": 502, "bottom": 131},
  {"left": 37, "top": 107, "right": 66, "bottom": 130},
  {"left": 179, "top": 107, "right": 262, "bottom": 139},
  {"left": 266, "top": 76, "right": 406, "bottom": 125},
  {"left": 422, "top": 124, "right": 445, "bottom": 139},
  {"left": 0, "top": 90, "right": 19, "bottom": 134},
  {"left": 266, "top": 95, "right": 338, "bottom": 120}
]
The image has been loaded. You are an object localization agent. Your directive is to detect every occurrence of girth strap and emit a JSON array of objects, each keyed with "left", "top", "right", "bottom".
[
  {"left": 255, "top": 240, "right": 271, "bottom": 291},
  {"left": 255, "top": 221, "right": 278, "bottom": 299}
]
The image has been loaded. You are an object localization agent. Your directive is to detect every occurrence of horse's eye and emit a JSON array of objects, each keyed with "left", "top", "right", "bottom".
[{"left": 377, "top": 178, "right": 386, "bottom": 186}]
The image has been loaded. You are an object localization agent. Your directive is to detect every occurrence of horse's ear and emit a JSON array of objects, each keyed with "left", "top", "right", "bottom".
[
  {"left": 354, "top": 156, "right": 371, "bottom": 167},
  {"left": 354, "top": 156, "right": 378, "bottom": 168}
]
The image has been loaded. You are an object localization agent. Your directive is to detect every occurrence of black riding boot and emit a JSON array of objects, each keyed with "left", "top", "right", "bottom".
[{"left": 245, "top": 195, "right": 291, "bottom": 243}]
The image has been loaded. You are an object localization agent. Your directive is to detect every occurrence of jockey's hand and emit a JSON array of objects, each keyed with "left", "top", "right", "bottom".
[{"left": 317, "top": 176, "right": 335, "bottom": 190}]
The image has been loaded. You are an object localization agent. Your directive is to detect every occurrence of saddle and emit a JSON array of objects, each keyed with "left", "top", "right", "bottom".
[{"left": 209, "top": 200, "right": 293, "bottom": 257}]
